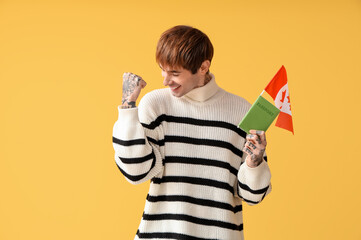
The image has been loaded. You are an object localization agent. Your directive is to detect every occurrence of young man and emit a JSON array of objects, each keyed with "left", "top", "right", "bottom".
[{"left": 112, "top": 25, "right": 271, "bottom": 240}]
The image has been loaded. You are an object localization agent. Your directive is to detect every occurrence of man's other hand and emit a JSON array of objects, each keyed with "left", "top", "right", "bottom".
[{"left": 242, "top": 130, "right": 267, "bottom": 168}]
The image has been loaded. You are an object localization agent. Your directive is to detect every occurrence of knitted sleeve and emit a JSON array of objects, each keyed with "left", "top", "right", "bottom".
[
  {"left": 112, "top": 94, "right": 164, "bottom": 185},
  {"left": 236, "top": 151, "right": 272, "bottom": 206}
]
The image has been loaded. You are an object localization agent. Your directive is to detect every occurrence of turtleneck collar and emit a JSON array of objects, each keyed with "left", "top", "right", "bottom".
[{"left": 183, "top": 73, "right": 220, "bottom": 102}]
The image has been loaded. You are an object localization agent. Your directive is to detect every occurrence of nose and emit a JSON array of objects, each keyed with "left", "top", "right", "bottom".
[{"left": 162, "top": 71, "right": 171, "bottom": 86}]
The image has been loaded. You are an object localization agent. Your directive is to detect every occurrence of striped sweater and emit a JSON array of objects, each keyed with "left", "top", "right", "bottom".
[{"left": 112, "top": 74, "right": 272, "bottom": 240}]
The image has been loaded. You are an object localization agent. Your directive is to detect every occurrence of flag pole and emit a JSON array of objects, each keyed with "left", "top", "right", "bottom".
[{"left": 260, "top": 90, "right": 265, "bottom": 96}]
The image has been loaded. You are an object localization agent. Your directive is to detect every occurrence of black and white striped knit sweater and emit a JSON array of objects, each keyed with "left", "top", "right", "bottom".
[{"left": 112, "top": 73, "right": 272, "bottom": 240}]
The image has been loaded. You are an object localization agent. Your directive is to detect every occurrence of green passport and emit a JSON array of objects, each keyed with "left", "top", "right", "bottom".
[{"left": 238, "top": 95, "right": 280, "bottom": 134}]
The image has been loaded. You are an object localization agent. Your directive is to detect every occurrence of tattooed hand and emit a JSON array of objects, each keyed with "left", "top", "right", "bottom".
[
  {"left": 242, "top": 130, "right": 267, "bottom": 168},
  {"left": 122, "top": 72, "right": 147, "bottom": 107}
]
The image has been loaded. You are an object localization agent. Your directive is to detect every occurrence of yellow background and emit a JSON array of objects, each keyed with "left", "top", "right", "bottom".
[{"left": 1, "top": 0, "right": 360, "bottom": 239}]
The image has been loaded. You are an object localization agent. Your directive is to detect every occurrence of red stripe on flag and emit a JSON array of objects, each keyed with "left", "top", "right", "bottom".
[
  {"left": 275, "top": 111, "right": 294, "bottom": 134},
  {"left": 265, "top": 65, "right": 288, "bottom": 100}
]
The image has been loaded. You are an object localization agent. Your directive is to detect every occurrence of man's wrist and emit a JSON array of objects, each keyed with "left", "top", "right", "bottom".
[
  {"left": 246, "top": 155, "right": 263, "bottom": 168},
  {"left": 127, "top": 101, "right": 136, "bottom": 107},
  {"left": 120, "top": 101, "right": 136, "bottom": 109}
]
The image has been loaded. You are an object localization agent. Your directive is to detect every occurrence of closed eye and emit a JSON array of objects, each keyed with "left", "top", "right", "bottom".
[{"left": 159, "top": 65, "right": 181, "bottom": 76}]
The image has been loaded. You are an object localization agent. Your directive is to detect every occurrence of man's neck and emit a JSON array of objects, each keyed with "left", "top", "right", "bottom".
[
  {"left": 204, "top": 73, "right": 212, "bottom": 85},
  {"left": 198, "top": 73, "right": 212, "bottom": 88}
]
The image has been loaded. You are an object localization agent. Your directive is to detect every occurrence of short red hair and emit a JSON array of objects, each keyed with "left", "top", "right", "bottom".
[{"left": 156, "top": 25, "right": 214, "bottom": 74}]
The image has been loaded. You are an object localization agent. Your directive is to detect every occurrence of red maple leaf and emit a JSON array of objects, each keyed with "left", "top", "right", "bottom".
[
  {"left": 279, "top": 90, "right": 291, "bottom": 111},
  {"left": 279, "top": 90, "right": 287, "bottom": 109},
  {"left": 287, "top": 96, "right": 291, "bottom": 111}
]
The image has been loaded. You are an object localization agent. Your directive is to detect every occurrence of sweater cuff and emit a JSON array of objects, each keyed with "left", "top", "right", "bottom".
[
  {"left": 238, "top": 159, "right": 271, "bottom": 190},
  {"left": 117, "top": 105, "right": 139, "bottom": 124}
]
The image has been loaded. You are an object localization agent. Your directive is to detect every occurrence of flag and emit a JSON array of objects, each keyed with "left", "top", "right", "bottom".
[{"left": 264, "top": 65, "right": 294, "bottom": 134}]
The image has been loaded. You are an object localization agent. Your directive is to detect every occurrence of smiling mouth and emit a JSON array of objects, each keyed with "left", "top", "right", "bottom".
[{"left": 170, "top": 85, "right": 180, "bottom": 91}]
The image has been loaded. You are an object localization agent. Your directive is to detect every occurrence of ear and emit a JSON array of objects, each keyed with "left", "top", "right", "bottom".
[{"left": 199, "top": 60, "right": 211, "bottom": 74}]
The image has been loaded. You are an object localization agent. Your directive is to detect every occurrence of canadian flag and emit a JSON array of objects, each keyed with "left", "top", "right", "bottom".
[{"left": 264, "top": 65, "right": 294, "bottom": 134}]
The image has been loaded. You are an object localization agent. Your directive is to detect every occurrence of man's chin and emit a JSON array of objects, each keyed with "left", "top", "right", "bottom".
[
  {"left": 170, "top": 92, "right": 183, "bottom": 98},
  {"left": 169, "top": 89, "right": 184, "bottom": 98},
  {"left": 168, "top": 86, "right": 182, "bottom": 97}
]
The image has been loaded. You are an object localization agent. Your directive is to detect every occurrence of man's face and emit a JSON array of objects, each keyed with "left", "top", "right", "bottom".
[{"left": 160, "top": 65, "right": 204, "bottom": 98}]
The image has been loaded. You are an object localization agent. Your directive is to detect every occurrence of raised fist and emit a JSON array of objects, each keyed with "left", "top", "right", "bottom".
[{"left": 122, "top": 72, "right": 147, "bottom": 106}]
